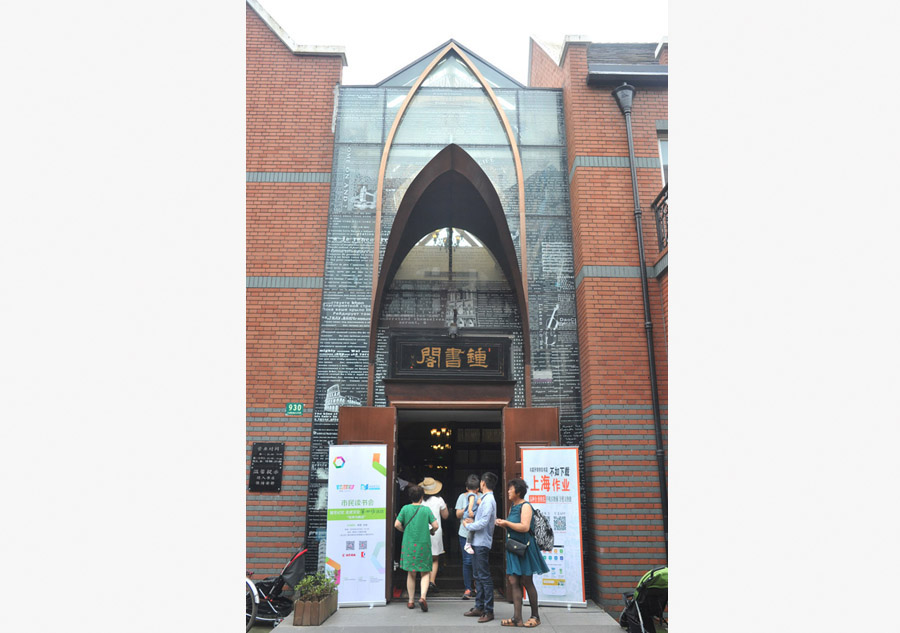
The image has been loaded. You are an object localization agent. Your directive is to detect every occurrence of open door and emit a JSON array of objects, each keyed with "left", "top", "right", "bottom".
[
  {"left": 500, "top": 407, "right": 559, "bottom": 602},
  {"left": 502, "top": 407, "right": 559, "bottom": 500},
  {"left": 337, "top": 406, "right": 397, "bottom": 603}
]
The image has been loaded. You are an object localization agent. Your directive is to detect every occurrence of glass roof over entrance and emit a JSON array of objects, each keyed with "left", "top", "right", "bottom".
[{"left": 375, "top": 40, "right": 524, "bottom": 89}]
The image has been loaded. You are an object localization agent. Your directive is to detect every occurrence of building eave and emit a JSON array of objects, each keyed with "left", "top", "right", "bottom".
[
  {"left": 586, "top": 64, "right": 668, "bottom": 87},
  {"left": 247, "top": 0, "right": 347, "bottom": 66}
]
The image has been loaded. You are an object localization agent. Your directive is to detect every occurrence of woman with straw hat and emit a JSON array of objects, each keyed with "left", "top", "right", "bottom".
[{"left": 420, "top": 476, "right": 449, "bottom": 593}]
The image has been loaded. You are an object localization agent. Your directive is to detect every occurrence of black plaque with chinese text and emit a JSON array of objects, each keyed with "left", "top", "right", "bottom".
[
  {"left": 390, "top": 336, "right": 509, "bottom": 380},
  {"left": 248, "top": 442, "right": 285, "bottom": 493}
]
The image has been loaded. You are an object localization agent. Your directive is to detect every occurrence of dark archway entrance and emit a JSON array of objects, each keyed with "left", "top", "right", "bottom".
[{"left": 367, "top": 144, "right": 532, "bottom": 406}]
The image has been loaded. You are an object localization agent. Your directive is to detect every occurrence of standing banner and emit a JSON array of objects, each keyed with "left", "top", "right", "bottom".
[
  {"left": 326, "top": 444, "right": 388, "bottom": 606},
  {"left": 521, "top": 447, "right": 587, "bottom": 607}
]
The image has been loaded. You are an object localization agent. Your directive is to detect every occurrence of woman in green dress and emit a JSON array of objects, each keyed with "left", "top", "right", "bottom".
[
  {"left": 394, "top": 483, "right": 439, "bottom": 612},
  {"left": 495, "top": 477, "right": 550, "bottom": 627}
]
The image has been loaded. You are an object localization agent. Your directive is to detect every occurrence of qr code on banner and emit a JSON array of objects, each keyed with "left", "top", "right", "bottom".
[
  {"left": 346, "top": 541, "right": 354, "bottom": 551},
  {"left": 359, "top": 541, "right": 367, "bottom": 550},
  {"left": 553, "top": 515, "right": 566, "bottom": 531}
]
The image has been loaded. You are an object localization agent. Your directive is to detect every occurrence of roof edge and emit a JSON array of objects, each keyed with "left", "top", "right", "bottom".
[
  {"left": 655, "top": 36, "right": 668, "bottom": 60},
  {"left": 530, "top": 36, "right": 563, "bottom": 66},
  {"left": 560, "top": 34, "right": 591, "bottom": 66},
  {"left": 375, "top": 38, "right": 525, "bottom": 89},
  {"left": 247, "top": 0, "right": 347, "bottom": 66}
]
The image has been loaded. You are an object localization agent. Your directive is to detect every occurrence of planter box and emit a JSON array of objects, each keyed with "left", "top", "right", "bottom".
[{"left": 292, "top": 592, "right": 337, "bottom": 626}]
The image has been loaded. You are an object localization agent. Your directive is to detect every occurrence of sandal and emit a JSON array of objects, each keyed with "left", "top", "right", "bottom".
[
  {"left": 501, "top": 618, "right": 523, "bottom": 627},
  {"left": 523, "top": 617, "right": 541, "bottom": 627}
]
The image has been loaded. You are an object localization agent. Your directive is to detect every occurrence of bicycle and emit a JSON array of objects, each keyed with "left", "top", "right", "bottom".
[{"left": 246, "top": 575, "right": 259, "bottom": 632}]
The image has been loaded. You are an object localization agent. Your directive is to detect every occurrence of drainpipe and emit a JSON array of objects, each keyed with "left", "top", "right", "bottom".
[{"left": 612, "top": 83, "right": 668, "bottom": 559}]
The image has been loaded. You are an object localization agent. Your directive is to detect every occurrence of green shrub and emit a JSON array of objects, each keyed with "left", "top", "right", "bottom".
[{"left": 294, "top": 571, "right": 337, "bottom": 601}]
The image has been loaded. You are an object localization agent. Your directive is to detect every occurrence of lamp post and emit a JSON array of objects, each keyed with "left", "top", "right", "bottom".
[{"left": 612, "top": 83, "right": 668, "bottom": 559}]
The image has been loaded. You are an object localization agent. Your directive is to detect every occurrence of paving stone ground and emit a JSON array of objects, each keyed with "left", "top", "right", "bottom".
[{"left": 263, "top": 597, "right": 626, "bottom": 633}]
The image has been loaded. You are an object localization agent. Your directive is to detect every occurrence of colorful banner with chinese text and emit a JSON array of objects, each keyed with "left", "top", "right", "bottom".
[
  {"left": 325, "top": 445, "right": 388, "bottom": 606},
  {"left": 521, "top": 447, "right": 586, "bottom": 607}
]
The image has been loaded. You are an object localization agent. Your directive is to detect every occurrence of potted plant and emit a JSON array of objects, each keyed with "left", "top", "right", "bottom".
[{"left": 292, "top": 571, "right": 338, "bottom": 626}]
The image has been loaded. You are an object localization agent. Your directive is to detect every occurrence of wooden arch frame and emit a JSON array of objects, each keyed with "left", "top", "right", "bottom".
[{"left": 367, "top": 42, "right": 532, "bottom": 406}]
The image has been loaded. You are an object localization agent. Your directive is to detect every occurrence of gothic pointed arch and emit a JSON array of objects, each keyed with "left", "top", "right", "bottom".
[
  {"left": 367, "top": 42, "right": 532, "bottom": 404},
  {"left": 367, "top": 144, "right": 531, "bottom": 403}
]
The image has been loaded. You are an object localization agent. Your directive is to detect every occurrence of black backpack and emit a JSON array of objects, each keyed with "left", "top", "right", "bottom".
[{"left": 528, "top": 503, "right": 554, "bottom": 551}]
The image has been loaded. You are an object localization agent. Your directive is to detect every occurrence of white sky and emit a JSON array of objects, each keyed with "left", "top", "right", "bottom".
[{"left": 256, "top": 0, "right": 668, "bottom": 85}]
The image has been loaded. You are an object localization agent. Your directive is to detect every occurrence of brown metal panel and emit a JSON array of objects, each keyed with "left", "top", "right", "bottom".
[
  {"left": 500, "top": 406, "right": 558, "bottom": 601},
  {"left": 501, "top": 407, "right": 559, "bottom": 514},
  {"left": 384, "top": 379, "right": 515, "bottom": 408},
  {"left": 337, "top": 406, "right": 397, "bottom": 603}
]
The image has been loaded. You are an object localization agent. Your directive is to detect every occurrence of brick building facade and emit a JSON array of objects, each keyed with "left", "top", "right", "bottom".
[{"left": 246, "top": 0, "right": 667, "bottom": 615}]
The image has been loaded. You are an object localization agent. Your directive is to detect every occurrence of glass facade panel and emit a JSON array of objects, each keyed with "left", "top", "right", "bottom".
[
  {"left": 522, "top": 146, "right": 569, "bottom": 216},
  {"left": 336, "top": 88, "right": 385, "bottom": 144},
  {"left": 518, "top": 90, "right": 565, "bottom": 146},
  {"left": 393, "top": 87, "right": 509, "bottom": 146},
  {"left": 421, "top": 54, "right": 482, "bottom": 88},
  {"left": 377, "top": 48, "right": 521, "bottom": 89}
]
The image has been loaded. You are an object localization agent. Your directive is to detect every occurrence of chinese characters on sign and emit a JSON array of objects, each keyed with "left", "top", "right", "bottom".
[
  {"left": 522, "top": 447, "right": 586, "bottom": 607},
  {"left": 414, "top": 346, "right": 489, "bottom": 369},
  {"left": 248, "top": 442, "right": 285, "bottom": 493},
  {"left": 529, "top": 466, "right": 572, "bottom": 493},
  {"left": 391, "top": 337, "right": 509, "bottom": 380}
]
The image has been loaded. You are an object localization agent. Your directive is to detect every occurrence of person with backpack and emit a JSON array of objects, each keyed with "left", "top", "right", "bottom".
[{"left": 495, "top": 477, "right": 550, "bottom": 627}]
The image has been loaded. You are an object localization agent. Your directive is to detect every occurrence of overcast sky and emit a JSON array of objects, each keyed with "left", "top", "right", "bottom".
[{"left": 256, "top": 0, "right": 668, "bottom": 85}]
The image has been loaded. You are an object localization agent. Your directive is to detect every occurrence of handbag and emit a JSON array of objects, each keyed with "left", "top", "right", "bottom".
[{"left": 505, "top": 536, "right": 529, "bottom": 557}]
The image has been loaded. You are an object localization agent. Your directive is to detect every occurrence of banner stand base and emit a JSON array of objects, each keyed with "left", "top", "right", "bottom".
[
  {"left": 524, "top": 600, "right": 587, "bottom": 608},
  {"left": 337, "top": 601, "right": 388, "bottom": 608}
]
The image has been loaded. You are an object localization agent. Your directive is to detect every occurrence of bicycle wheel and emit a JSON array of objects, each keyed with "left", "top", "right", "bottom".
[{"left": 246, "top": 578, "right": 258, "bottom": 632}]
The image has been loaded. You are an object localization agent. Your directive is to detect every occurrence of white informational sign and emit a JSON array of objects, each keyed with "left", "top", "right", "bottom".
[
  {"left": 325, "top": 445, "right": 388, "bottom": 606},
  {"left": 521, "top": 447, "right": 587, "bottom": 607}
]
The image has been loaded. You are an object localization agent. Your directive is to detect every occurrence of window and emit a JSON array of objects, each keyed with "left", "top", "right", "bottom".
[{"left": 658, "top": 133, "right": 668, "bottom": 185}]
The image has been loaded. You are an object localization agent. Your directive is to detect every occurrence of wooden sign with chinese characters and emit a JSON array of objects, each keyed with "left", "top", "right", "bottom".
[
  {"left": 390, "top": 336, "right": 509, "bottom": 380},
  {"left": 249, "top": 442, "right": 285, "bottom": 493}
]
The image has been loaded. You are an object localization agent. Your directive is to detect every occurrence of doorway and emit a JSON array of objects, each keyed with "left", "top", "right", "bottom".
[
  {"left": 394, "top": 408, "right": 504, "bottom": 598},
  {"left": 337, "top": 405, "right": 560, "bottom": 603}
]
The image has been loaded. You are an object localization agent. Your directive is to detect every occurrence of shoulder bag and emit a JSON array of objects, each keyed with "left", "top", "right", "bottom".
[
  {"left": 505, "top": 536, "right": 529, "bottom": 556},
  {"left": 505, "top": 503, "right": 530, "bottom": 556},
  {"left": 401, "top": 505, "right": 421, "bottom": 527}
]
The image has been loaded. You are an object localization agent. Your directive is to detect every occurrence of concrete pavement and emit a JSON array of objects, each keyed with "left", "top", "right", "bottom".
[{"left": 268, "top": 597, "right": 626, "bottom": 633}]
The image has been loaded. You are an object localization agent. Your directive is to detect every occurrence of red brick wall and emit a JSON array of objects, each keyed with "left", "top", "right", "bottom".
[
  {"left": 246, "top": 183, "right": 330, "bottom": 276},
  {"left": 246, "top": 289, "right": 319, "bottom": 575},
  {"left": 561, "top": 41, "right": 669, "bottom": 612},
  {"left": 658, "top": 44, "right": 668, "bottom": 66},
  {"left": 246, "top": 5, "right": 342, "bottom": 172},
  {"left": 528, "top": 39, "right": 564, "bottom": 88},
  {"left": 246, "top": 4, "right": 341, "bottom": 576}
]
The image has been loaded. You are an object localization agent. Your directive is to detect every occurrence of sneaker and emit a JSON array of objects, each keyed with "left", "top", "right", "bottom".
[
  {"left": 462, "top": 589, "right": 472, "bottom": 600},
  {"left": 464, "top": 543, "right": 475, "bottom": 555}
]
